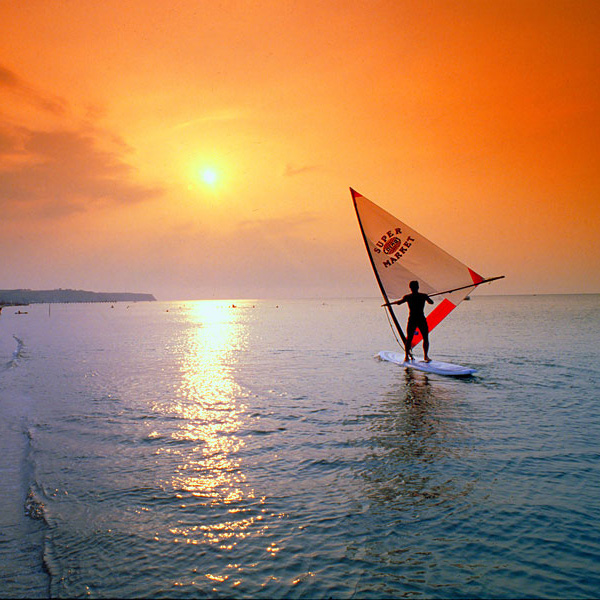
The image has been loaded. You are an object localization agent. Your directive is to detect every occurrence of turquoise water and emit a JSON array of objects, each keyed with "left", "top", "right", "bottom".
[{"left": 1, "top": 296, "right": 599, "bottom": 598}]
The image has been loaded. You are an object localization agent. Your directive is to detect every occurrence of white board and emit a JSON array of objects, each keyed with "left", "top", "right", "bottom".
[{"left": 378, "top": 350, "right": 476, "bottom": 377}]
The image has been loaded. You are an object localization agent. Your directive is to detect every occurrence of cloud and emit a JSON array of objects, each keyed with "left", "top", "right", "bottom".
[
  {"left": 0, "top": 64, "right": 163, "bottom": 219},
  {"left": 0, "top": 124, "right": 163, "bottom": 218},
  {"left": 284, "top": 163, "right": 320, "bottom": 177},
  {"left": 171, "top": 108, "right": 246, "bottom": 131},
  {"left": 0, "top": 64, "right": 68, "bottom": 115}
]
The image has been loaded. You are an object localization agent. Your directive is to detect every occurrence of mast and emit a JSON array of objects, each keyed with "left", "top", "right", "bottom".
[{"left": 350, "top": 188, "right": 409, "bottom": 351}]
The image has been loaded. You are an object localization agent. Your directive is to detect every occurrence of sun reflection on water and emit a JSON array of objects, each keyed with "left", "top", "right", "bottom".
[
  {"left": 144, "top": 299, "right": 294, "bottom": 588},
  {"left": 154, "top": 301, "right": 271, "bottom": 550},
  {"left": 171, "top": 302, "right": 248, "bottom": 501}
]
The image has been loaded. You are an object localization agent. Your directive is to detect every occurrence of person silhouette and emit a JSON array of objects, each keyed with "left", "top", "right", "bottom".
[{"left": 395, "top": 280, "right": 434, "bottom": 362}]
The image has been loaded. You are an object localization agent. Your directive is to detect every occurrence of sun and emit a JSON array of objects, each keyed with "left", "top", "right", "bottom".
[{"left": 200, "top": 167, "right": 218, "bottom": 186}]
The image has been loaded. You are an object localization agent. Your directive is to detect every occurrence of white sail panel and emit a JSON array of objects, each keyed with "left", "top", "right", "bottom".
[{"left": 351, "top": 188, "right": 484, "bottom": 346}]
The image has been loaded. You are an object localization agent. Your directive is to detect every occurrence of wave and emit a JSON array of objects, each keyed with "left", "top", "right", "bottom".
[
  {"left": 4, "top": 335, "right": 26, "bottom": 370},
  {"left": 23, "top": 427, "right": 49, "bottom": 527},
  {"left": 24, "top": 485, "right": 47, "bottom": 523},
  {"left": 22, "top": 426, "right": 53, "bottom": 595}
]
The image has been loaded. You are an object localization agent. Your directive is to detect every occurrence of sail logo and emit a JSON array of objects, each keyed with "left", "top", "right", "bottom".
[
  {"left": 382, "top": 236, "right": 402, "bottom": 255},
  {"left": 373, "top": 228, "right": 402, "bottom": 254},
  {"left": 373, "top": 228, "right": 415, "bottom": 267}
]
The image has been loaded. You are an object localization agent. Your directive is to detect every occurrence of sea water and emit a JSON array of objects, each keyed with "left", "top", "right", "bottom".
[{"left": 0, "top": 296, "right": 599, "bottom": 599}]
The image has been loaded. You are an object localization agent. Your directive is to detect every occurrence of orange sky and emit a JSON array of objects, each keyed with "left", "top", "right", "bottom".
[{"left": 1, "top": 0, "right": 599, "bottom": 299}]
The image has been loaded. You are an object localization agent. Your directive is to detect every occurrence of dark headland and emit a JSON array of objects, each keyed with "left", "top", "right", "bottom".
[{"left": 0, "top": 289, "right": 156, "bottom": 306}]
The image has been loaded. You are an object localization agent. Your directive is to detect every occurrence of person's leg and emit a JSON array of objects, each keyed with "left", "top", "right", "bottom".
[
  {"left": 420, "top": 320, "right": 431, "bottom": 361},
  {"left": 405, "top": 321, "right": 416, "bottom": 361}
]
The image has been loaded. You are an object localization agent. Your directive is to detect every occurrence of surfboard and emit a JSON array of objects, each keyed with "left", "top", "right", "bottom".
[{"left": 378, "top": 350, "right": 476, "bottom": 377}]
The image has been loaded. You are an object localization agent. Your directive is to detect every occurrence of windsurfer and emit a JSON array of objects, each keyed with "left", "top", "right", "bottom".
[{"left": 396, "top": 281, "right": 433, "bottom": 362}]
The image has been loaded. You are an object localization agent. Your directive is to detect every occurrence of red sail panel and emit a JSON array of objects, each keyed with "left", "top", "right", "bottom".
[
  {"left": 410, "top": 298, "right": 456, "bottom": 347},
  {"left": 468, "top": 268, "right": 484, "bottom": 284}
]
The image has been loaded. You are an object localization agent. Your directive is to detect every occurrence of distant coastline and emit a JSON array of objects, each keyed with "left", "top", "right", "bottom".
[{"left": 0, "top": 289, "right": 156, "bottom": 306}]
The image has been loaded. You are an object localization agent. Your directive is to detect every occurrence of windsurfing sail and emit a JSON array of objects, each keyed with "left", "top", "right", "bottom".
[{"left": 351, "top": 188, "right": 503, "bottom": 349}]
